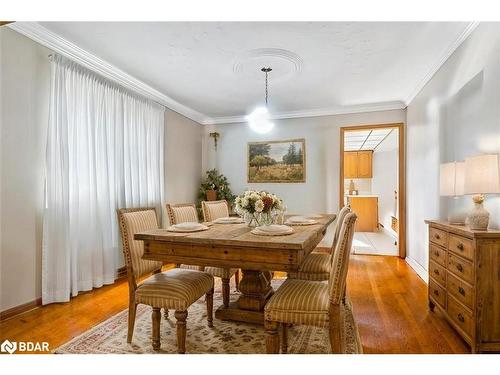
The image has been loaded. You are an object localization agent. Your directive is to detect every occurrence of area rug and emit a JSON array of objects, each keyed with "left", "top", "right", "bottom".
[{"left": 55, "top": 279, "right": 362, "bottom": 354}]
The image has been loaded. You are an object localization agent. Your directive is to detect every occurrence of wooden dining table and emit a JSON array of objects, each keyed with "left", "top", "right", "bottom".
[{"left": 135, "top": 214, "right": 336, "bottom": 324}]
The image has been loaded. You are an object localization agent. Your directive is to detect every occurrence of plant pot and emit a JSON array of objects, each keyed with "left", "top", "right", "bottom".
[{"left": 206, "top": 189, "right": 217, "bottom": 201}]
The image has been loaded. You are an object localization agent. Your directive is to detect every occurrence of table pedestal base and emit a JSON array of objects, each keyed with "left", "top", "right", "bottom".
[{"left": 215, "top": 269, "right": 274, "bottom": 325}]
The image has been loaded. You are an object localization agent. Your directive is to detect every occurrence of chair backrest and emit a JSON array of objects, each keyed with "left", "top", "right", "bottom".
[
  {"left": 117, "top": 208, "right": 163, "bottom": 283},
  {"left": 328, "top": 212, "right": 357, "bottom": 305},
  {"left": 166, "top": 203, "right": 199, "bottom": 225},
  {"left": 201, "top": 200, "right": 230, "bottom": 222},
  {"left": 332, "top": 205, "right": 351, "bottom": 250}
]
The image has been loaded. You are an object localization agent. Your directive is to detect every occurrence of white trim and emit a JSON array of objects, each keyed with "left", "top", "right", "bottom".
[
  {"left": 203, "top": 101, "right": 406, "bottom": 125},
  {"left": 405, "top": 256, "right": 429, "bottom": 284},
  {"left": 8, "top": 22, "right": 210, "bottom": 124},
  {"left": 404, "top": 21, "right": 480, "bottom": 106}
]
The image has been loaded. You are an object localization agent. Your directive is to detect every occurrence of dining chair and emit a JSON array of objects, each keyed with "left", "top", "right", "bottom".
[
  {"left": 166, "top": 202, "right": 240, "bottom": 307},
  {"left": 118, "top": 207, "right": 214, "bottom": 353},
  {"left": 264, "top": 212, "right": 357, "bottom": 354},
  {"left": 287, "top": 205, "right": 351, "bottom": 281},
  {"left": 201, "top": 199, "right": 232, "bottom": 222}
]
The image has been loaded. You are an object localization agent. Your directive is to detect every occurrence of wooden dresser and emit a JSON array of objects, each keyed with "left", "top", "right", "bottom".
[{"left": 425, "top": 220, "right": 500, "bottom": 353}]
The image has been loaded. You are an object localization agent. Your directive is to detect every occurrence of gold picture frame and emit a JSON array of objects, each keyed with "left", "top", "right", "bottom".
[{"left": 247, "top": 138, "right": 306, "bottom": 183}]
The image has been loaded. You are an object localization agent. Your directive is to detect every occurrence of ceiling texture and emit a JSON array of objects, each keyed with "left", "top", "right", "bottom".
[{"left": 10, "top": 22, "right": 476, "bottom": 124}]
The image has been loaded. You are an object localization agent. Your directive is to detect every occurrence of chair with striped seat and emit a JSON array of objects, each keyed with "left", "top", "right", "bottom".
[
  {"left": 287, "top": 205, "right": 351, "bottom": 281},
  {"left": 118, "top": 207, "right": 214, "bottom": 353},
  {"left": 264, "top": 212, "right": 357, "bottom": 354},
  {"left": 167, "top": 202, "right": 239, "bottom": 307}
]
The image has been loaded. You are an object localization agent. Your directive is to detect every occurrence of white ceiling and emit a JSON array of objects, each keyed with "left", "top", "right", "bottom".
[{"left": 31, "top": 22, "right": 472, "bottom": 124}]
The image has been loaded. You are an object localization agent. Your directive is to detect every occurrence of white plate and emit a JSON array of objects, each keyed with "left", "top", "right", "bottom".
[
  {"left": 213, "top": 217, "right": 244, "bottom": 224},
  {"left": 286, "top": 216, "right": 318, "bottom": 225},
  {"left": 303, "top": 214, "right": 323, "bottom": 219},
  {"left": 167, "top": 223, "right": 209, "bottom": 232}
]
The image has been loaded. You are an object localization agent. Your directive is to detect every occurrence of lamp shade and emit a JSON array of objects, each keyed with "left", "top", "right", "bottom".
[
  {"left": 464, "top": 154, "right": 500, "bottom": 194},
  {"left": 440, "top": 161, "right": 465, "bottom": 196}
]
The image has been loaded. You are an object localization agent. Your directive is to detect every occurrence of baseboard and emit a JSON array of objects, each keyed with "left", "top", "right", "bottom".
[
  {"left": 405, "top": 257, "right": 429, "bottom": 284},
  {"left": 0, "top": 298, "right": 42, "bottom": 321}
]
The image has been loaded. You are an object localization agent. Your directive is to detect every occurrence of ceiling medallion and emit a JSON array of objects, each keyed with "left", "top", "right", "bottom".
[{"left": 233, "top": 48, "right": 303, "bottom": 81}]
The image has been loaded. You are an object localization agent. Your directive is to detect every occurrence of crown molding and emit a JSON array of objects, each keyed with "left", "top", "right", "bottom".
[
  {"left": 202, "top": 101, "right": 406, "bottom": 125},
  {"left": 404, "top": 21, "right": 480, "bottom": 106},
  {"left": 7, "top": 22, "right": 210, "bottom": 124}
]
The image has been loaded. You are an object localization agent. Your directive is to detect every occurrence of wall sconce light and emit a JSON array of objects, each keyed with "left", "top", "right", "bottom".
[{"left": 209, "top": 132, "right": 220, "bottom": 151}]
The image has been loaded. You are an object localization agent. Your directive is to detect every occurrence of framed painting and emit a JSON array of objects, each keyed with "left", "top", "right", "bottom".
[{"left": 247, "top": 138, "right": 306, "bottom": 183}]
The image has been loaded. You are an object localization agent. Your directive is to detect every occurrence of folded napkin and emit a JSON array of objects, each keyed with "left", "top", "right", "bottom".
[{"left": 214, "top": 216, "right": 242, "bottom": 223}]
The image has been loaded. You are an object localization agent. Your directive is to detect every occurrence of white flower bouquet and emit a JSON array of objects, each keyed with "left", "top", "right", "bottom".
[{"left": 234, "top": 190, "right": 284, "bottom": 227}]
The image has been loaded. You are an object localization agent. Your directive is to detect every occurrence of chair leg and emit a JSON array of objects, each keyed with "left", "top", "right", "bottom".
[
  {"left": 175, "top": 310, "right": 188, "bottom": 354},
  {"left": 265, "top": 320, "right": 280, "bottom": 354},
  {"left": 329, "top": 304, "right": 343, "bottom": 354},
  {"left": 127, "top": 302, "right": 138, "bottom": 343},
  {"left": 151, "top": 307, "right": 161, "bottom": 351},
  {"left": 281, "top": 323, "right": 291, "bottom": 354},
  {"left": 164, "top": 308, "right": 169, "bottom": 319},
  {"left": 206, "top": 288, "right": 214, "bottom": 327},
  {"left": 222, "top": 277, "right": 230, "bottom": 307},
  {"left": 234, "top": 270, "right": 240, "bottom": 291}
]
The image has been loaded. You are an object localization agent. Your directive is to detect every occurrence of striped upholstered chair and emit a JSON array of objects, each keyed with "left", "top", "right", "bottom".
[
  {"left": 287, "top": 205, "right": 351, "bottom": 281},
  {"left": 166, "top": 203, "right": 239, "bottom": 307},
  {"left": 264, "top": 212, "right": 357, "bottom": 354},
  {"left": 201, "top": 199, "right": 231, "bottom": 222},
  {"left": 118, "top": 207, "right": 214, "bottom": 353}
]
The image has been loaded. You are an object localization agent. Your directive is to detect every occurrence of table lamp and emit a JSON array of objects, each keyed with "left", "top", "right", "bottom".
[
  {"left": 440, "top": 161, "right": 466, "bottom": 224},
  {"left": 464, "top": 154, "right": 500, "bottom": 230}
]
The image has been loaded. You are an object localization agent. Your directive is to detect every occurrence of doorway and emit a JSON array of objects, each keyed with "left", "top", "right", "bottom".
[{"left": 339, "top": 123, "right": 406, "bottom": 258}]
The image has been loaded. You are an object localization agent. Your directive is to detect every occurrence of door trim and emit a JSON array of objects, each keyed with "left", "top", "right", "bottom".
[{"left": 339, "top": 122, "right": 406, "bottom": 258}]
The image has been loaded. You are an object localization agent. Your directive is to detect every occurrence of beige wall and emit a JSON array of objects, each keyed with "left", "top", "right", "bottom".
[
  {"left": 164, "top": 108, "right": 203, "bottom": 225},
  {"left": 0, "top": 28, "right": 51, "bottom": 311}
]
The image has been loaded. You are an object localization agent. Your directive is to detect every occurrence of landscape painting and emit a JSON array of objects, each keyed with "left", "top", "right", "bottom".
[{"left": 247, "top": 139, "right": 306, "bottom": 183}]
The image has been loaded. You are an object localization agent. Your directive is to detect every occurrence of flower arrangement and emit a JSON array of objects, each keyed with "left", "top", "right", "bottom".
[{"left": 235, "top": 190, "right": 284, "bottom": 227}]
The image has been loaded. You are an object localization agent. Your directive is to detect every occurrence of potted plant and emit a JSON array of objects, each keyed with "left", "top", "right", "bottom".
[{"left": 197, "top": 169, "right": 235, "bottom": 212}]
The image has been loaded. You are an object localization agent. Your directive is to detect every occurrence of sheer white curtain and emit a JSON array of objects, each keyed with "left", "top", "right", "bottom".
[{"left": 42, "top": 55, "right": 165, "bottom": 304}]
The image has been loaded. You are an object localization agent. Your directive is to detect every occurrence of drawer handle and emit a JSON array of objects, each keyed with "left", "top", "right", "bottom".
[
  {"left": 433, "top": 269, "right": 440, "bottom": 275},
  {"left": 458, "top": 313, "right": 465, "bottom": 323},
  {"left": 456, "top": 264, "right": 463, "bottom": 272},
  {"left": 456, "top": 243, "right": 464, "bottom": 251},
  {"left": 433, "top": 289, "right": 439, "bottom": 296},
  {"left": 434, "top": 234, "right": 441, "bottom": 240},
  {"left": 458, "top": 287, "right": 465, "bottom": 296},
  {"left": 434, "top": 251, "right": 440, "bottom": 257}
]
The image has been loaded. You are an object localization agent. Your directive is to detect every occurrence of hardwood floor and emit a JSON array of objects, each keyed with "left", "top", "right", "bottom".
[{"left": 0, "top": 256, "right": 469, "bottom": 354}]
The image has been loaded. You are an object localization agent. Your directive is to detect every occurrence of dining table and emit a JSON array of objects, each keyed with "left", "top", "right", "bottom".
[{"left": 135, "top": 214, "right": 336, "bottom": 324}]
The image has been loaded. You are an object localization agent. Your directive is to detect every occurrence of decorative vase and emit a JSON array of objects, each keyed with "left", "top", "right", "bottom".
[
  {"left": 206, "top": 189, "right": 217, "bottom": 201},
  {"left": 468, "top": 195, "right": 489, "bottom": 230},
  {"left": 244, "top": 211, "right": 274, "bottom": 227}
]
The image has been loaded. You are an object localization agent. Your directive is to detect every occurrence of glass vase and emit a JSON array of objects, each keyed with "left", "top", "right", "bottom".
[{"left": 244, "top": 211, "right": 274, "bottom": 227}]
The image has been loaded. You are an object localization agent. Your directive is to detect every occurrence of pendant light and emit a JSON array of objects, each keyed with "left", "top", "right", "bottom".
[{"left": 246, "top": 67, "right": 274, "bottom": 134}]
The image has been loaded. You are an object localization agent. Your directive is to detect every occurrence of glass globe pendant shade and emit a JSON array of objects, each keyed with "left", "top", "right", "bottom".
[{"left": 246, "top": 106, "right": 274, "bottom": 134}]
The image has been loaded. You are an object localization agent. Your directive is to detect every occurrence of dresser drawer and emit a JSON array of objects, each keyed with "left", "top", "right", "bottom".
[
  {"left": 429, "top": 227, "right": 448, "bottom": 248},
  {"left": 447, "top": 272, "right": 473, "bottom": 309},
  {"left": 448, "top": 253, "right": 474, "bottom": 285},
  {"left": 448, "top": 234, "right": 474, "bottom": 261},
  {"left": 429, "top": 260, "right": 446, "bottom": 286},
  {"left": 429, "top": 244, "right": 447, "bottom": 267},
  {"left": 448, "top": 296, "right": 473, "bottom": 338},
  {"left": 429, "top": 279, "right": 446, "bottom": 308}
]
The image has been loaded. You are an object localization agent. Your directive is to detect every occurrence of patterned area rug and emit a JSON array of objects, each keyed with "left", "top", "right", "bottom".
[{"left": 55, "top": 279, "right": 362, "bottom": 354}]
